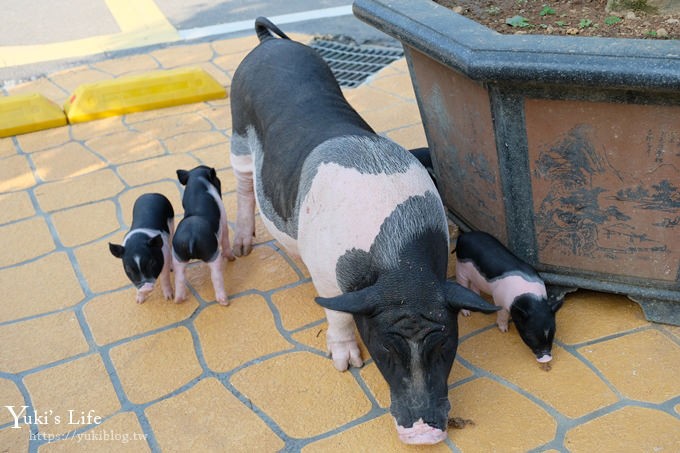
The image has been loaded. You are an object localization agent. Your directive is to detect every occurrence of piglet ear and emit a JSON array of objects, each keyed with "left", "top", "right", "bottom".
[
  {"left": 315, "top": 285, "right": 378, "bottom": 315},
  {"left": 147, "top": 234, "right": 163, "bottom": 248},
  {"left": 444, "top": 281, "right": 499, "bottom": 314},
  {"left": 549, "top": 296, "right": 564, "bottom": 313},
  {"left": 109, "top": 243, "right": 124, "bottom": 258},
  {"left": 177, "top": 169, "right": 190, "bottom": 185}
]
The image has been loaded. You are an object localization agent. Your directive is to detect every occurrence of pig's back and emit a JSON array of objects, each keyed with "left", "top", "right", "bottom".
[{"left": 456, "top": 231, "right": 539, "bottom": 281}]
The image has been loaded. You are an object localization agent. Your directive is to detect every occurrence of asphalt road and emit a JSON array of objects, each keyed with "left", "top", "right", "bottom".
[{"left": 0, "top": 0, "right": 396, "bottom": 86}]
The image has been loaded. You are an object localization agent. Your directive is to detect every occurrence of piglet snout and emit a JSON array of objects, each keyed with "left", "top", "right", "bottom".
[
  {"left": 536, "top": 354, "right": 552, "bottom": 363},
  {"left": 395, "top": 419, "right": 447, "bottom": 445}
]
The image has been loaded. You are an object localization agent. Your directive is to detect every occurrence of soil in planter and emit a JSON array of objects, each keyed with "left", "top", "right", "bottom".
[{"left": 433, "top": 0, "right": 679, "bottom": 39}]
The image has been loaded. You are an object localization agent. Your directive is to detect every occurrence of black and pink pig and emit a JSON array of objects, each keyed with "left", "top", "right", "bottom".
[
  {"left": 455, "top": 231, "right": 563, "bottom": 363},
  {"left": 228, "top": 18, "right": 499, "bottom": 445}
]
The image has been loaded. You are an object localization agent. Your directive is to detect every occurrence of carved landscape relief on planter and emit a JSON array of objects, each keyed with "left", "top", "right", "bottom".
[{"left": 526, "top": 98, "right": 680, "bottom": 284}]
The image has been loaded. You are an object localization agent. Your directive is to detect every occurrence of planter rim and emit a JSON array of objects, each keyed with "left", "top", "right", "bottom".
[{"left": 353, "top": 0, "right": 680, "bottom": 91}]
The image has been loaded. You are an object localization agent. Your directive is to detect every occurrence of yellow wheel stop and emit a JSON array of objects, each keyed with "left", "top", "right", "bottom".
[
  {"left": 63, "top": 67, "right": 227, "bottom": 123},
  {"left": 0, "top": 93, "right": 67, "bottom": 138}
]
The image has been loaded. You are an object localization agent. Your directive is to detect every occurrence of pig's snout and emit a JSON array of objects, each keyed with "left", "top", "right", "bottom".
[
  {"left": 536, "top": 353, "right": 552, "bottom": 363},
  {"left": 395, "top": 419, "right": 448, "bottom": 445}
]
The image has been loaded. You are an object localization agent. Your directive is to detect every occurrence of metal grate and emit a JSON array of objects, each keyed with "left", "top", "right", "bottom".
[{"left": 310, "top": 39, "right": 404, "bottom": 88}]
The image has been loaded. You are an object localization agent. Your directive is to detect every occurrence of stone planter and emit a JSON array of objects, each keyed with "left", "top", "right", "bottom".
[{"left": 354, "top": 0, "right": 680, "bottom": 324}]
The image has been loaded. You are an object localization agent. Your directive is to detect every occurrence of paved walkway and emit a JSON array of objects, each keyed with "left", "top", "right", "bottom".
[{"left": 1, "top": 32, "right": 680, "bottom": 452}]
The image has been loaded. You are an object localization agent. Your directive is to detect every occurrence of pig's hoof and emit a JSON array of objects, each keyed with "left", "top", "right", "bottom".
[
  {"left": 216, "top": 294, "right": 230, "bottom": 306},
  {"left": 460, "top": 309, "right": 471, "bottom": 317},
  {"left": 174, "top": 294, "right": 187, "bottom": 304},
  {"left": 328, "top": 340, "right": 363, "bottom": 371},
  {"left": 497, "top": 324, "right": 509, "bottom": 332}
]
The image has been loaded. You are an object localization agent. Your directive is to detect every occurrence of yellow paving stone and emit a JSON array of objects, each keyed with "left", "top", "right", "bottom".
[
  {"left": 117, "top": 181, "right": 183, "bottom": 225},
  {"left": 0, "top": 191, "right": 34, "bottom": 224},
  {"left": 456, "top": 310, "right": 496, "bottom": 338},
  {"left": 14, "top": 126, "right": 71, "bottom": 153},
  {"left": 345, "top": 86, "right": 403, "bottom": 114},
  {"left": 292, "top": 323, "right": 331, "bottom": 354},
  {"left": 191, "top": 143, "right": 230, "bottom": 169},
  {"left": 129, "top": 111, "right": 213, "bottom": 140},
  {"left": 216, "top": 167, "right": 237, "bottom": 193},
  {"left": 123, "top": 102, "right": 205, "bottom": 124},
  {"left": 211, "top": 35, "right": 266, "bottom": 55},
  {"left": 24, "top": 354, "right": 120, "bottom": 435},
  {"left": 83, "top": 290, "right": 199, "bottom": 346},
  {"left": 110, "top": 327, "right": 202, "bottom": 404},
  {"left": 0, "top": 378, "right": 24, "bottom": 424},
  {"left": 198, "top": 106, "right": 230, "bottom": 134},
  {"left": 0, "top": 252, "right": 84, "bottom": 322},
  {"left": 163, "top": 130, "right": 227, "bottom": 154},
  {"left": 31, "top": 142, "right": 106, "bottom": 182},
  {"left": 0, "top": 154, "right": 36, "bottom": 191},
  {"left": 75, "top": 240, "right": 131, "bottom": 293},
  {"left": 0, "top": 137, "right": 17, "bottom": 157},
  {"left": 367, "top": 71, "right": 417, "bottom": 100},
  {"left": 50, "top": 67, "right": 114, "bottom": 97},
  {"left": 231, "top": 352, "right": 372, "bottom": 438},
  {"left": 564, "top": 406, "right": 680, "bottom": 452},
  {"left": 302, "top": 413, "right": 451, "bottom": 453},
  {"left": 557, "top": 291, "right": 648, "bottom": 345},
  {"left": 92, "top": 53, "right": 160, "bottom": 76},
  {"left": 662, "top": 323, "right": 680, "bottom": 340},
  {"left": 448, "top": 378, "right": 556, "bottom": 452},
  {"left": 225, "top": 245, "right": 300, "bottom": 294},
  {"left": 213, "top": 52, "right": 249, "bottom": 74},
  {"left": 116, "top": 153, "right": 200, "bottom": 187},
  {"left": 87, "top": 130, "right": 166, "bottom": 165},
  {"left": 70, "top": 116, "right": 128, "bottom": 142},
  {"left": 51, "top": 201, "right": 118, "bottom": 247},
  {"left": 39, "top": 412, "right": 151, "bottom": 452},
  {"left": 150, "top": 42, "right": 214, "bottom": 68},
  {"left": 386, "top": 124, "right": 428, "bottom": 150},
  {"left": 194, "top": 294, "right": 292, "bottom": 372},
  {"left": 578, "top": 329, "right": 680, "bottom": 404},
  {"left": 285, "top": 249, "right": 310, "bottom": 278},
  {"left": 6, "top": 77, "right": 69, "bottom": 105},
  {"left": 0, "top": 311, "right": 88, "bottom": 373},
  {"left": 35, "top": 169, "right": 124, "bottom": 212},
  {"left": 196, "top": 61, "right": 232, "bottom": 87},
  {"left": 361, "top": 102, "right": 422, "bottom": 134},
  {"left": 147, "top": 378, "right": 284, "bottom": 451},
  {"left": 458, "top": 327, "right": 618, "bottom": 418},
  {"left": 270, "top": 282, "right": 325, "bottom": 331},
  {"left": 359, "top": 362, "right": 390, "bottom": 408},
  {"left": 0, "top": 424, "right": 30, "bottom": 451},
  {"left": 0, "top": 217, "right": 54, "bottom": 266}
]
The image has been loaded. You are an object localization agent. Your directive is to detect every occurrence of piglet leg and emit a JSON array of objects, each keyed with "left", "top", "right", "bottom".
[
  {"left": 231, "top": 164, "right": 256, "bottom": 257},
  {"left": 208, "top": 257, "right": 228, "bottom": 305},
  {"left": 173, "top": 258, "right": 189, "bottom": 303},
  {"left": 324, "top": 308, "right": 363, "bottom": 371},
  {"left": 456, "top": 270, "right": 479, "bottom": 317},
  {"left": 160, "top": 263, "right": 173, "bottom": 301},
  {"left": 496, "top": 309, "right": 510, "bottom": 332}
]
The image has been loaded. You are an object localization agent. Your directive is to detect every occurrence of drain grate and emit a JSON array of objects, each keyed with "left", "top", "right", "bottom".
[{"left": 310, "top": 39, "right": 404, "bottom": 88}]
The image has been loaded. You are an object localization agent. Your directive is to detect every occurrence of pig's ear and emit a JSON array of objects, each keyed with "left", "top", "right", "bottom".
[
  {"left": 549, "top": 297, "right": 564, "bottom": 313},
  {"left": 147, "top": 235, "right": 163, "bottom": 248},
  {"left": 109, "top": 243, "right": 124, "bottom": 258},
  {"left": 444, "top": 281, "right": 499, "bottom": 314},
  {"left": 315, "top": 285, "right": 378, "bottom": 315},
  {"left": 177, "top": 169, "right": 189, "bottom": 185}
]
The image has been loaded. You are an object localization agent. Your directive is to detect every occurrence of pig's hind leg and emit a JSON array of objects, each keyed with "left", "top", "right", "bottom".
[{"left": 230, "top": 149, "right": 256, "bottom": 257}]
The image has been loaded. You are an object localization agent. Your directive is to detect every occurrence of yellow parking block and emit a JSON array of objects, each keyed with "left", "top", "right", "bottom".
[
  {"left": 0, "top": 93, "right": 67, "bottom": 138},
  {"left": 64, "top": 67, "right": 227, "bottom": 123}
]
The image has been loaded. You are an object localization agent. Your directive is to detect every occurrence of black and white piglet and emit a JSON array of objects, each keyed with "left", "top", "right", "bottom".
[
  {"left": 172, "top": 165, "right": 235, "bottom": 305},
  {"left": 455, "top": 231, "right": 563, "bottom": 363},
  {"left": 109, "top": 193, "right": 174, "bottom": 303}
]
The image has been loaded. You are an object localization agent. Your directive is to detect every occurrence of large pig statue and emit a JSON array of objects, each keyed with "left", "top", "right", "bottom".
[{"left": 229, "top": 17, "right": 499, "bottom": 445}]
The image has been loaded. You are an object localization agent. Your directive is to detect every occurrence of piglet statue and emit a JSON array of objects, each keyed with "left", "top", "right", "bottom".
[
  {"left": 109, "top": 193, "right": 174, "bottom": 303},
  {"left": 456, "top": 231, "right": 564, "bottom": 363},
  {"left": 229, "top": 17, "right": 500, "bottom": 445}
]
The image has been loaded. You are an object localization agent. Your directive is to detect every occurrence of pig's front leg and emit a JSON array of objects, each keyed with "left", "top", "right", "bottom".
[
  {"left": 173, "top": 257, "right": 189, "bottom": 303},
  {"left": 231, "top": 160, "right": 256, "bottom": 257},
  {"left": 160, "top": 261, "right": 173, "bottom": 301},
  {"left": 324, "top": 308, "right": 363, "bottom": 371},
  {"left": 496, "top": 308, "right": 510, "bottom": 332},
  {"left": 208, "top": 257, "right": 229, "bottom": 305},
  {"left": 219, "top": 213, "right": 236, "bottom": 262}
]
